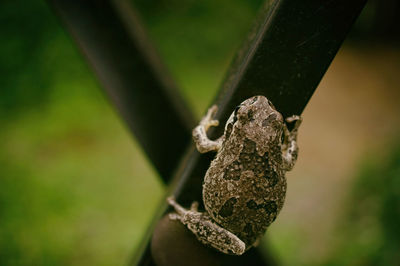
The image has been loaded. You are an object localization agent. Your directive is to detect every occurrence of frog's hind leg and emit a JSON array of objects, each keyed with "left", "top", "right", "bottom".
[
  {"left": 167, "top": 197, "right": 245, "bottom": 255},
  {"left": 192, "top": 105, "right": 224, "bottom": 153}
]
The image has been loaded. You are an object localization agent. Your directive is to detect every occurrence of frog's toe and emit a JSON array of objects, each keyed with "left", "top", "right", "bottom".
[
  {"left": 168, "top": 213, "right": 181, "bottom": 221},
  {"left": 190, "top": 201, "right": 199, "bottom": 211},
  {"left": 167, "top": 196, "right": 188, "bottom": 216},
  {"left": 207, "top": 105, "right": 218, "bottom": 118},
  {"left": 166, "top": 196, "right": 176, "bottom": 205},
  {"left": 285, "top": 115, "right": 302, "bottom": 123},
  {"left": 209, "top": 119, "right": 219, "bottom": 127}
]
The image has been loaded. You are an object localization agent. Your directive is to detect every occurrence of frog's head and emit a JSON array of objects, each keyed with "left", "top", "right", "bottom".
[
  {"left": 224, "top": 96, "right": 283, "bottom": 140},
  {"left": 233, "top": 96, "right": 282, "bottom": 125}
]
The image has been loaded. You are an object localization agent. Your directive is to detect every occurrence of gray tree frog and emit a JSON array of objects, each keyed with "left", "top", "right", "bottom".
[{"left": 167, "top": 96, "right": 302, "bottom": 255}]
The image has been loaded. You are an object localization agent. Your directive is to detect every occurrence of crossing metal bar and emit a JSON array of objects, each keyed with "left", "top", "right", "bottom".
[
  {"left": 47, "top": 0, "right": 195, "bottom": 182},
  {"left": 46, "top": 0, "right": 367, "bottom": 265},
  {"left": 133, "top": 0, "right": 367, "bottom": 265}
]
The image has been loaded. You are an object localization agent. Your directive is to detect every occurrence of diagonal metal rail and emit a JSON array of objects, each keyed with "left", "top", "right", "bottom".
[
  {"left": 134, "top": 0, "right": 367, "bottom": 265},
  {"left": 47, "top": 0, "right": 195, "bottom": 182},
  {"left": 47, "top": 0, "right": 367, "bottom": 265}
]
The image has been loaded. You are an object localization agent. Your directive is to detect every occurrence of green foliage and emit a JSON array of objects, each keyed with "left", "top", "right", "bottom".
[
  {"left": 0, "top": 1, "right": 54, "bottom": 114},
  {"left": 0, "top": 1, "right": 165, "bottom": 265},
  {"left": 132, "top": 0, "right": 264, "bottom": 114},
  {"left": 1, "top": 0, "right": 398, "bottom": 265},
  {"left": 0, "top": 1, "right": 97, "bottom": 117},
  {"left": 0, "top": 0, "right": 263, "bottom": 265},
  {"left": 323, "top": 144, "right": 400, "bottom": 265}
]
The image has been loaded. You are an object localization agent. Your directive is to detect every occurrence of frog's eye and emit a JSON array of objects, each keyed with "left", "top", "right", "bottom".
[
  {"left": 251, "top": 96, "right": 258, "bottom": 104},
  {"left": 267, "top": 99, "right": 276, "bottom": 109},
  {"left": 233, "top": 105, "right": 240, "bottom": 123}
]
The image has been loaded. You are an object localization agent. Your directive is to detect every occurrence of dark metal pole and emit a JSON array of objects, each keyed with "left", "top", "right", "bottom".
[
  {"left": 46, "top": 0, "right": 367, "bottom": 264},
  {"left": 46, "top": 0, "right": 196, "bottom": 182},
  {"left": 135, "top": 0, "right": 367, "bottom": 265},
  {"left": 215, "top": 0, "right": 368, "bottom": 127}
]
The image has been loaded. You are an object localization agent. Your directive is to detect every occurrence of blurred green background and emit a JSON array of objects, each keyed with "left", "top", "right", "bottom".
[{"left": 1, "top": 0, "right": 399, "bottom": 265}]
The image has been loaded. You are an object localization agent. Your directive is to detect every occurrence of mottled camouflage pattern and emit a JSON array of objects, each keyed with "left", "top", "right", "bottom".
[
  {"left": 203, "top": 96, "right": 288, "bottom": 249},
  {"left": 168, "top": 96, "right": 301, "bottom": 255}
]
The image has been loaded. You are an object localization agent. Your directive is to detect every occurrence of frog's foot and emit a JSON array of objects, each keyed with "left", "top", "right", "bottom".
[
  {"left": 252, "top": 237, "right": 262, "bottom": 247},
  {"left": 201, "top": 105, "right": 219, "bottom": 130},
  {"left": 285, "top": 115, "right": 302, "bottom": 136},
  {"left": 285, "top": 115, "right": 301, "bottom": 124},
  {"left": 168, "top": 213, "right": 181, "bottom": 221},
  {"left": 190, "top": 201, "right": 199, "bottom": 212},
  {"left": 166, "top": 196, "right": 246, "bottom": 255},
  {"left": 167, "top": 196, "right": 187, "bottom": 216},
  {"left": 192, "top": 105, "right": 224, "bottom": 153},
  {"left": 167, "top": 197, "right": 199, "bottom": 218},
  {"left": 282, "top": 115, "right": 302, "bottom": 171}
]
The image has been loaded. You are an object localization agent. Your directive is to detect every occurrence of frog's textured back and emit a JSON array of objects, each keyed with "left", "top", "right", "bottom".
[{"left": 203, "top": 133, "right": 287, "bottom": 248}]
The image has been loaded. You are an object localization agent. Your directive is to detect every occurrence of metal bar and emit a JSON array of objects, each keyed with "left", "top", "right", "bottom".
[
  {"left": 134, "top": 0, "right": 367, "bottom": 265},
  {"left": 214, "top": 0, "right": 368, "bottom": 129},
  {"left": 46, "top": 0, "right": 195, "bottom": 182}
]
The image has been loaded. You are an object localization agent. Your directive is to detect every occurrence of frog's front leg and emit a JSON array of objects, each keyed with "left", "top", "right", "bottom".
[
  {"left": 192, "top": 105, "right": 224, "bottom": 153},
  {"left": 282, "top": 115, "right": 302, "bottom": 171},
  {"left": 167, "top": 197, "right": 245, "bottom": 255}
]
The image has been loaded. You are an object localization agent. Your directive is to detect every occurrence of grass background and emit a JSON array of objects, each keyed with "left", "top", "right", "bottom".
[{"left": 1, "top": 0, "right": 399, "bottom": 265}]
